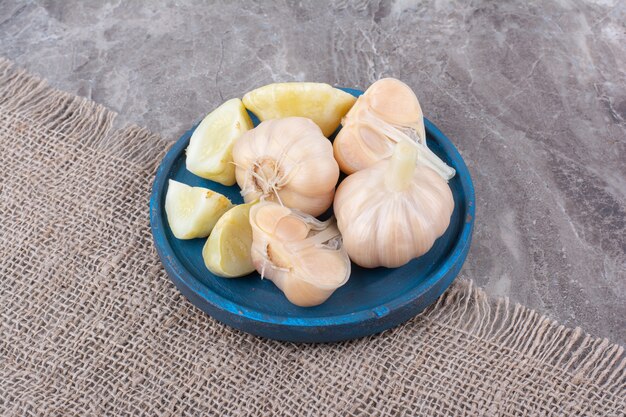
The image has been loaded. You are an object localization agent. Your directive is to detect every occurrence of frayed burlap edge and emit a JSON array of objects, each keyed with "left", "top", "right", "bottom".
[{"left": 419, "top": 280, "right": 625, "bottom": 396}]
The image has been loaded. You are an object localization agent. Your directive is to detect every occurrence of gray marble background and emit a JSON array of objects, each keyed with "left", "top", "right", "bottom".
[{"left": 1, "top": 0, "right": 624, "bottom": 343}]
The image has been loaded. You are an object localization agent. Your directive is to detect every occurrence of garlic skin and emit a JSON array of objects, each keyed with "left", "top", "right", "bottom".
[
  {"left": 249, "top": 202, "right": 350, "bottom": 307},
  {"left": 232, "top": 117, "right": 339, "bottom": 217},
  {"left": 333, "top": 78, "right": 455, "bottom": 180},
  {"left": 334, "top": 142, "right": 454, "bottom": 268}
]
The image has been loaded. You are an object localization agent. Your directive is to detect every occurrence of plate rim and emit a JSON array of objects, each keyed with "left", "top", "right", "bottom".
[{"left": 149, "top": 88, "right": 475, "bottom": 341}]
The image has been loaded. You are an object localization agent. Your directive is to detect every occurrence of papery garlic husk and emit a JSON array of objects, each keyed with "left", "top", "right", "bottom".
[
  {"left": 333, "top": 78, "right": 455, "bottom": 180},
  {"left": 249, "top": 202, "right": 351, "bottom": 307},
  {"left": 232, "top": 117, "right": 339, "bottom": 217},
  {"left": 334, "top": 142, "right": 454, "bottom": 268}
]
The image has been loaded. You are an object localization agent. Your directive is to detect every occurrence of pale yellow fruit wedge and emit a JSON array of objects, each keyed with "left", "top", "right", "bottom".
[
  {"left": 165, "top": 180, "right": 232, "bottom": 239},
  {"left": 242, "top": 83, "right": 356, "bottom": 136},
  {"left": 203, "top": 202, "right": 255, "bottom": 278},
  {"left": 186, "top": 98, "right": 254, "bottom": 185}
]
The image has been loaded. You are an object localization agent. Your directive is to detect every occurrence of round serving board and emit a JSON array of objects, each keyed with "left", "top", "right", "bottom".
[{"left": 150, "top": 88, "right": 475, "bottom": 343}]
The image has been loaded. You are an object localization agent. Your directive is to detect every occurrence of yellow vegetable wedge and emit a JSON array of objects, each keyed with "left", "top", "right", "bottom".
[
  {"left": 242, "top": 82, "right": 356, "bottom": 136},
  {"left": 165, "top": 180, "right": 232, "bottom": 239},
  {"left": 203, "top": 202, "right": 256, "bottom": 278},
  {"left": 186, "top": 98, "right": 253, "bottom": 185}
]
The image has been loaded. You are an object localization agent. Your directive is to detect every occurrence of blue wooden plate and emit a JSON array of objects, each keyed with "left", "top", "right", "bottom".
[{"left": 150, "top": 88, "right": 475, "bottom": 343}]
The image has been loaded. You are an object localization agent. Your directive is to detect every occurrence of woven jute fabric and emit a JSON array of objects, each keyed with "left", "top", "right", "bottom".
[{"left": 0, "top": 58, "right": 624, "bottom": 417}]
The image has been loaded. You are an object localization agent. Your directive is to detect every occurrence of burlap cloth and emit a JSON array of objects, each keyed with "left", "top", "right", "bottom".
[{"left": 0, "top": 58, "right": 624, "bottom": 416}]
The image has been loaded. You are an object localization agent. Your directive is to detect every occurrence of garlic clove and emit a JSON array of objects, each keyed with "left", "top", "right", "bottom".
[
  {"left": 375, "top": 211, "right": 423, "bottom": 268},
  {"left": 283, "top": 243, "right": 351, "bottom": 307},
  {"left": 360, "top": 124, "right": 394, "bottom": 156},
  {"left": 253, "top": 203, "right": 291, "bottom": 234},
  {"left": 338, "top": 205, "right": 382, "bottom": 268},
  {"left": 333, "top": 126, "right": 372, "bottom": 175},
  {"left": 275, "top": 278, "right": 331, "bottom": 307},
  {"left": 275, "top": 216, "right": 311, "bottom": 242},
  {"left": 283, "top": 156, "right": 339, "bottom": 196},
  {"left": 298, "top": 249, "right": 350, "bottom": 286},
  {"left": 242, "top": 82, "right": 356, "bottom": 136},
  {"left": 186, "top": 98, "right": 253, "bottom": 186},
  {"left": 365, "top": 78, "right": 424, "bottom": 128},
  {"left": 202, "top": 202, "right": 256, "bottom": 278},
  {"left": 274, "top": 264, "right": 341, "bottom": 307},
  {"left": 165, "top": 180, "right": 232, "bottom": 240}
]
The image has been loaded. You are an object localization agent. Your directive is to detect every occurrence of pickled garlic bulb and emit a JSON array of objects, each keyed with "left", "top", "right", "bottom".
[
  {"left": 334, "top": 142, "right": 454, "bottom": 268},
  {"left": 249, "top": 202, "right": 350, "bottom": 307},
  {"left": 232, "top": 117, "right": 339, "bottom": 217}
]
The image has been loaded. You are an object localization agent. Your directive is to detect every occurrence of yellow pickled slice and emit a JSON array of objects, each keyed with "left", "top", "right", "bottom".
[
  {"left": 165, "top": 180, "right": 232, "bottom": 239},
  {"left": 202, "top": 202, "right": 256, "bottom": 278},
  {"left": 186, "top": 98, "right": 253, "bottom": 185},
  {"left": 242, "top": 82, "right": 356, "bottom": 136}
]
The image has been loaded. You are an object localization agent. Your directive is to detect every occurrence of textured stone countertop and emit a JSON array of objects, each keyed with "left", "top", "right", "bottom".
[{"left": 1, "top": 0, "right": 624, "bottom": 344}]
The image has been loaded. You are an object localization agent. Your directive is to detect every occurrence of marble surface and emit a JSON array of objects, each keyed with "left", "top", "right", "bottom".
[{"left": 1, "top": 0, "right": 624, "bottom": 344}]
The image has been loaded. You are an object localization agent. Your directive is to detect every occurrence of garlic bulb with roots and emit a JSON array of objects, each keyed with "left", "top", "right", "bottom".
[
  {"left": 334, "top": 141, "right": 454, "bottom": 268},
  {"left": 333, "top": 78, "right": 455, "bottom": 180},
  {"left": 232, "top": 117, "right": 339, "bottom": 217},
  {"left": 249, "top": 202, "right": 351, "bottom": 307}
]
